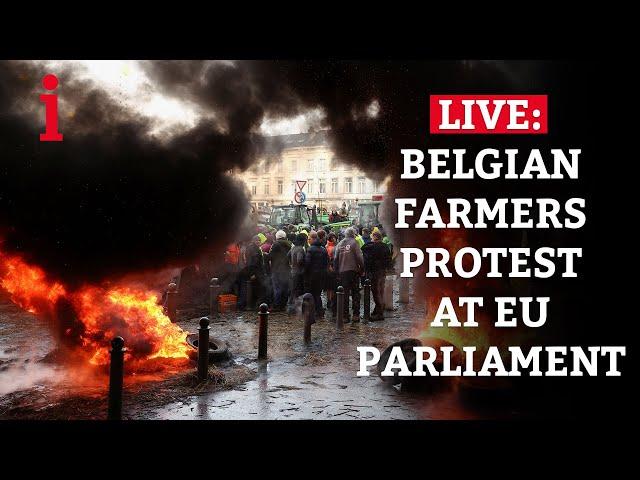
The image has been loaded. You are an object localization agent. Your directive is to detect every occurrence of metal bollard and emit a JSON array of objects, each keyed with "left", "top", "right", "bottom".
[
  {"left": 166, "top": 282, "right": 178, "bottom": 322},
  {"left": 399, "top": 276, "right": 410, "bottom": 304},
  {"left": 246, "top": 279, "right": 255, "bottom": 311},
  {"left": 209, "top": 277, "right": 221, "bottom": 318},
  {"left": 302, "top": 293, "right": 315, "bottom": 344},
  {"left": 258, "top": 303, "right": 269, "bottom": 360},
  {"left": 336, "top": 286, "right": 344, "bottom": 329},
  {"left": 197, "top": 317, "right": 210, "bottom": 381},
  {"left": 107, "top": 336, "right": 125, "bottom": 421},
  {"left": 363, "top": 279, "right": 371, "bottom": 322}
]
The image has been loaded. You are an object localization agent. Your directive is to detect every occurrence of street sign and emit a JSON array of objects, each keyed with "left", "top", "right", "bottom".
[
  {"left": 295, "top": 180, "right": 307, "bottom": 191},
  {"left": 294, "top": 191, "right": 306, "bottom": 204}
]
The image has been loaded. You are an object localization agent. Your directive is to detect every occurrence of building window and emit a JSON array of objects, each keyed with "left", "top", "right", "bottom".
[
  {"left": 344, "top": 177, "right": 352, "bottom": 194},
  {"left": 308, "top": 159, "right": 314, "bottom": 172},
  {"left": 318, "top": 158, "right": 326, "bottom": 172},
  {"left": 291, "top": 159, "right": 297, "bottom": 172},
  {"left": 358, "top": 177, "right": 366, "bottom": 194},
  {"left": 307, "top": 179, "right": 314, "bottom": 195},
  {"left": 277, "top": 159, "right": 283, "bottom": 173},
  {"left": 263, "top": 180, "right": 270, "bottom": 195},
  {"left": 251, "top": 184, "right": 257, "bottom": 196},
  {"left": 331, "top": 177, "right": 338, "bottom": 193},
  {"left": 373, "top": 180, "right": 380, "bottom": 193},
  {"left": 277, "top": 179, "right": 283, "bottom": 195},
  {"left": 318, "top": 178, "right": 326, "bottom": 194}
]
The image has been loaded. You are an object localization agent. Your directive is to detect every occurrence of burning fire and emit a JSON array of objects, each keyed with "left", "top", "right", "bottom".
[
  {"left": 0, "top": 250, "right": 190, "bottom": 370},
  {"left": 0, "top": 253, "right": 67, "bottom": 314}
]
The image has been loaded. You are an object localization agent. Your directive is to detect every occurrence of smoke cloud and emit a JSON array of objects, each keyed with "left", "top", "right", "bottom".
[{"left": 1, "top": 60, "right": 592, "bottom": 333}]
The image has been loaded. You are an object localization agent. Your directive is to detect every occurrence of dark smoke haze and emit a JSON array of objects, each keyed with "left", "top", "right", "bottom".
[{"left": 1, "top": 60, "right": 591, "bottom": 312}]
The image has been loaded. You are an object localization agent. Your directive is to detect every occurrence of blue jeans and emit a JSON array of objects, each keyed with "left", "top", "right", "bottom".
[{"left": 272, "top": 272, "right": 290, "bottom": 308}]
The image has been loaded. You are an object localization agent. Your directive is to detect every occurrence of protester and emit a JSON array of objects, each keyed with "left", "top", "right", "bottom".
[
  {"left": 299, "top": 229, "right": 309, "bottom": 248},
  {"left": 304, "top": 231, "right": 328, "bottom": 318},
  {"left": 325, "top": 232, "right": 338, "bottom": 311},
  {"left": 237, "top": 236, "right": 265, "bottom": 310},
  {"left": 354, "top": 227, "right": 365, "bottom": 248},
  {"left": 333, "top": 227, "right": 364, "bottom": 322},
  {"left": 362, "top": 230, "right": 392, "bottom": 320},
  {"left": 261, "top": 232, "right": 274, "bottom": 254},
  {"left": 286, "top": 224, "right": 297, "bottom": 243},
  {"left": 378, "top": 225, "right": 394, "bottom": 259},
  {"left": 221, "top": 242, "right": 241, "bottom": 296},
  {"left": 268, "top": 230, "right": 292, "bottom": 311},
  {"left": 287, "top": 233, "right": 307, "bottom": 313},
  {"left": 361, "top": 227, "right": 372, "bottom": 245},
  {"left": 317, "top": 228, "right": 327, "bottom": 247}
]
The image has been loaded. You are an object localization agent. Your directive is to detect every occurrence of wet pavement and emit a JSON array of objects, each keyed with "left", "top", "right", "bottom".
[
  {"left": 147, "top": 358, "right": 479, "bottom": 420},
  {"left": 142, "top": 281, "right": 487, "bottom": 420},
  {"left": 1, "top": 281, "right": 521, "bottom": 420}
]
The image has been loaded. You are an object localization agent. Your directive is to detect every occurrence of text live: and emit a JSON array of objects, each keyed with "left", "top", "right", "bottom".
[{"left": 429, "top": 95, "right": 548, "bottom": 134}]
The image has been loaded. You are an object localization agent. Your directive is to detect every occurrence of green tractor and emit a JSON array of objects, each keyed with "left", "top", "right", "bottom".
[
  {"left": 268, "top": 203, "right": 353, "bottom": 233},
  {"left": 353, "top": 198, "right": 383, "bottom": 230},
  {"left": 267, "top": 203, "right": 312, "bottom": 230}
]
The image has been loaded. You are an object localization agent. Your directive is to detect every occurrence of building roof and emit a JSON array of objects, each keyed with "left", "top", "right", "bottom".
[{"left": 264, "top": 130, "right": 330, "bottom": 152}]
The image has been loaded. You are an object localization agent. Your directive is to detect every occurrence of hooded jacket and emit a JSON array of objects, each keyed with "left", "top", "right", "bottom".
[
  {"left": 288, "top": 245, "right": 306, "bottom": 275},
  {"left": 268, "top": 239, "right": 292, "bottom": 275},
  {"left": 245, "top": 242, "right": 265, "bottom": 277},
  {"left": 334, "top": 236, "right": 364, "bottom": 274},
  {"left": 362, "top": 240, "right": 392, "bottom": 274},
  {"left": 305, "top": 240, "right": 328, "bottom": 275}
]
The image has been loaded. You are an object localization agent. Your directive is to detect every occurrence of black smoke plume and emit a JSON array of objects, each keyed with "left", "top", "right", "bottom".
[
  {"left": 0, "top": 61, "right": 290, "bottom": 286},
  {"left": 0, "top": 60, "right": 593, "bottom": 317}
]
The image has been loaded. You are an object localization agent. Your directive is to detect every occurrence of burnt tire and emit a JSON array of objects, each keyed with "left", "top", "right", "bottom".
[
  {"left": 377, "top": 338, "right": 422, "bottom": 383},
  {"left": 186, "top": 334, "right": 230, "bottom": 363}
]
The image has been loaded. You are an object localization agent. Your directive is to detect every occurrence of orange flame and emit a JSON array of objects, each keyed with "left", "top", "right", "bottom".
[
  {"left": 0, "top": 253, "right": 66, "bottom": 314},
  {"left": 0, "top": 250, "right": 189, "bottom": 370}
]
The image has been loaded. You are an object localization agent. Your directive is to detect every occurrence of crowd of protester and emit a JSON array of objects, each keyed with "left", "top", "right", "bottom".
[{"left": 221, "top": 223, "right": 393, "bottom": 321}]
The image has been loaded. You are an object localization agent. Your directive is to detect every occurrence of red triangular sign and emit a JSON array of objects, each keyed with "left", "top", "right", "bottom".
[{"left": 296, "top": 180, "right": 307, "bottom": 191}]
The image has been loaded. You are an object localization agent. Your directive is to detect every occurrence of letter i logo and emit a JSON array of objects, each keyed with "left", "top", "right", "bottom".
[{"left": 40, "top": 74, "right": 63, "bottom": 142}]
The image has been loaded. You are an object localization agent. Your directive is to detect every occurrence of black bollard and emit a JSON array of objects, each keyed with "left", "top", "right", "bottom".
[
  {"left": 336, "top": 286, "right": 344, "bottom": 329},
  {"left": 166, "top": 282, "right": 178, "bottom": 323},
  {"left": 258, "top": 303, "right": 269, "bottom": 360},
  {"left": 302, "top": 293, "right": 315, "bottom": 344},
  {"left": 107, "top": 336, "right": 125, "bottom": 421},
  {"left": 197, "top": 317, "right": 210, "bottom": 381},
  {"left": 363, "top": 279, "right": 371, "bottom": 322},
  {"left": 246, "top": 279, "right": 255, "bottom": 311},
  {"left": 209, "top": 278, "right": 221, "bottom": 318}
]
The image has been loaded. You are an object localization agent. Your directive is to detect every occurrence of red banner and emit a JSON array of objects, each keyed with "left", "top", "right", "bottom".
[{"left": 429, "top": 94, "right": 548, "bottom": 134}]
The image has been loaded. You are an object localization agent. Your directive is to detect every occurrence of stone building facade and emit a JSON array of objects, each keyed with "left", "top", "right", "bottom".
[{"left": 234, "top": 131, "right": 387, "bottom": 210}]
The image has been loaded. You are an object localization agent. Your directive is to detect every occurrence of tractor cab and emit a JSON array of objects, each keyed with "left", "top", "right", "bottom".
[
  {"left": 354, "top": 196, "right": 383, "bottom": 229},
  {"left": 268, "top": 203, "right": 311, "bottom": 230}
]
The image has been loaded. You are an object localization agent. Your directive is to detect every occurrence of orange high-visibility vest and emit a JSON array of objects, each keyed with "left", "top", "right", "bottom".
[{"left": 224, "top": 243, "right": 240, "bottom": 265}]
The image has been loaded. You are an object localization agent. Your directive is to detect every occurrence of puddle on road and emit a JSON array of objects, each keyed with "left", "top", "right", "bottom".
[{"left": 148, "top": 356, "right": 484, "bottom": 420}]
